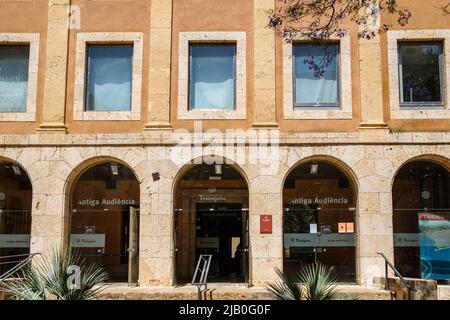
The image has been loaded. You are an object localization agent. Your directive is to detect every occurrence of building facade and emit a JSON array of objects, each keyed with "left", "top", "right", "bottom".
[{"left": 0, "top": 0, "right": 449, "bottom": 289}]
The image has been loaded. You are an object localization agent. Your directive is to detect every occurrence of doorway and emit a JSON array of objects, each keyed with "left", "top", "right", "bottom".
[
  {"left": 195, "top": 203, "right": 247, "bottom": 282},
  {"left": 174, "top": 163, "right": 249, "bottom": 284}
]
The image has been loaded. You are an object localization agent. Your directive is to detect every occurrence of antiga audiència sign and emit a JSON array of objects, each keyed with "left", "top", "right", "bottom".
[
  {"left": 77, "top": 198, "right": 137, "bottom": 207},
  {"left": 289, "top": 197, "right": 348, "bottom": 205}
]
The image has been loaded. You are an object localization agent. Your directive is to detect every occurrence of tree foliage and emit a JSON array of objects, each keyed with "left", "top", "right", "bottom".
[{"left": 268, "top": 0, "right": 449, "bottom": 42}]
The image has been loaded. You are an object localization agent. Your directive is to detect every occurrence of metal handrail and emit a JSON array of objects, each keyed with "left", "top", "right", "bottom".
[
  {"left": 378, "top": 252, "right": 414, "bottom": 300},
  {"left": 191, "top": 254, "right": 212, "bottom": 300},
  {"left": 0, "top": 253, "right": 41, "bottom": 281}
]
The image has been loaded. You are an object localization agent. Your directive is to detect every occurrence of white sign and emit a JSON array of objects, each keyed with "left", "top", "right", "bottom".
[
  {"left": 0, "top": 234, "right": 30, "bottom": 248},
  {"left": 70, "top": 234, "right": 105, "bottom": 248},
  {"left": 289, "top": 197, "right": 349, "bottom": 206},
  {"left": 284, "top": 233, "right": 355, "bottom": 247},
  {"left": 393, "top": 233, "right": 420, "bottom": 247},
  {"left": 76, "top": 198, "right": 136, "bottom": 207},
  {"left": 196, "top": 237, "right": 220, "bottom": 248},
  {"left": 309, "top": 224, "right": 318, "bottom": 234}
]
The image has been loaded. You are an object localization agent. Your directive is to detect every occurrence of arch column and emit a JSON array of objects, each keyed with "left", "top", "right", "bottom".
[
  {"left": 356, "top": 176, "right": 394, "bottom": 286},
  {"left": 28, "top": 159, "right": 69, "bottom": 255},
  {"left": 248, "top": 174, "right": 283, "bottom": 286},
  {"left": 137, "top": 159, "right": 176, "bottom": 286}
]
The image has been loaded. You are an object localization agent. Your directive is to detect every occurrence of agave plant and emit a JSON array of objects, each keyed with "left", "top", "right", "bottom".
[
  {"left": 266, "top": 262, "right": 338, "bottom": 300},
  {"left": 0, "top": 247, "right": 108, "bottom": 300}
]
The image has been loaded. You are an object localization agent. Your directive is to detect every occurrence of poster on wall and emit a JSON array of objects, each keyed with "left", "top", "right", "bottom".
[{"left": 418, "top": 212, "right": 450, "bottom": 279}]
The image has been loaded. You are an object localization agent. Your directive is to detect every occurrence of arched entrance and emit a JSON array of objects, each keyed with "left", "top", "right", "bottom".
[
  {"left": 69, "top": 162, "right": 140, "bottom": 283},
  {"left": 174, "top": 163, "right": 249, "bottom": 284},
  {"left": 393, "top": 159, "right": 449, "bottom": 281},
  {"left": 283, "top": 160, "right": 357, "bottom": 282},
  {"left": 0, "top": 162, "right": 32, "bottom": 275}
]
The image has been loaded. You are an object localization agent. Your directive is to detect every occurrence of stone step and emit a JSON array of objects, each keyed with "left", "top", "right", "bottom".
[{"left": 98, "top": 284, "right": 391, "bottom": 300}]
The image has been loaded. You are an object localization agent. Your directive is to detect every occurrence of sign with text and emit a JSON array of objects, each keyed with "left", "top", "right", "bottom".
[
  {"left": 70, "top": 234, "right": 105, "bottom": 248},
  {"left": 260, "top": 215, "right": 272, "bottom": 234},
  {"left": 284, "top": 233, "right": 355, "bottom": 247},
  {"left": 0, "top": 234, "right": 30, "bottom": 248},
  {"left": 394, "top": 233, "right": 420, "bottom": 247},
  {"left": 196, "top": 237, "right": 219, "bottom": 248}
]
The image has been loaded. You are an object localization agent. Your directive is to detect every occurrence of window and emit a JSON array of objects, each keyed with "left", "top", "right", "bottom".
[
  {"left": 0, "top": 46, "right": 30, "bottom": 112},
  {"left": 398, "top": 42, "right": 444, "bottom": 106},
  {"left": 293, "top": 43, "right": 339, "bottom": 107},
  {"left": 189, "top": 44, "right": 236, "bottom": 110},
  {"left": 85, "top": 45, "right": 133, "bottom": 111}
]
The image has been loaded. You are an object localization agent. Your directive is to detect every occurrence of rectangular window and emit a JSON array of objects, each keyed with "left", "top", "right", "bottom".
[
  {"left": 293, "top": 43, "right": 339, "bottom": 107},
  {"left": 85, "top": 45, "right": 133, "bottom": 111},
  {"left": 0, "top": 46, "right": 30, "bottom": 112},
  {"left": 398, "top": 42, "right": 443, "bottom": 106},
  {"left": 189, "top": 44, "right": 236, "bottom": 110}
]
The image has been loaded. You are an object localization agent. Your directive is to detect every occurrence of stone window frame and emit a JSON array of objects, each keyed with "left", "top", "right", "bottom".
[
  {"left": 74, "top": 32, "right": 143, "bottom": 121},
  {"left": 0, "top": 33, "right": 39, "bottom": 122},
  {"left": 283, "top": 33, "right": 353, "bottom": 120},
  {"left": 387, "top": 29, "right": 450, "bottom": 120},
  {"left": 177, "top": 32, "right": 247, "bottom": 120}
]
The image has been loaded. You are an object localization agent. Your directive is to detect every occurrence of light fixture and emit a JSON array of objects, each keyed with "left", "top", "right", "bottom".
[
  {"left": 310, "top": 162, "right": 318, "bottom": 175},
  {"left": 110, "top": 163, "right": 119, "bottom": 176},
  {"left": 11, "top": 164, "right": 21, "bottom": 176},
  {"left": 215, "top": 164, "right": 222, "bottom": 175}
]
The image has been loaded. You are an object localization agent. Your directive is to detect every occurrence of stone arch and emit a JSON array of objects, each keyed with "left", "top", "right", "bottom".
[
  {"left": 391, "top": 154, "right": 450, "bottom": 279},
  {"left": 281, "top": 154, "right": 360, "bottom": 194},
  {"left": 0, "top": 157, "right": 33, "bottom": 274},
  {"left": 63, "top": 156, "right": 142, "bottom": 283},
  {"left": 391, "top": 154, "right": 450, "bottom": 190},
  {"left": 171, "top": 155, "right": 251, "bottom": 195},
  {"left": 281, "top": 154, "right": 360, "bottom": 282},
  {"left": 172, "top": 155, "right": 251, "bottom": 284}
]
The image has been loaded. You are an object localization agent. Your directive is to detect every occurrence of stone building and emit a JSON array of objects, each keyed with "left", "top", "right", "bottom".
[{"left": 0, "top": 0, "right": 448, "bottom": 294}]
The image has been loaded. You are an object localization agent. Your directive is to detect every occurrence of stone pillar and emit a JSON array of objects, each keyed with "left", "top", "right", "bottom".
[
  {"left": 29, "top": 158, "right": 69, "bottom": 255},
  {"left": 248, "top": 175, "right": 283, "bottom": 286},
  {"left": 138, "top": 164, "right": 174, "bottom": 286},
  {"left": 358, "top": 4, "right": 389, "bottom": 133},
  {"left": 356, "top": 162, "right": 394, "bottom": 286},
  {"left": 144, "top": 0, "right": 172, "bottom": 131},
  {"left": 252, "top": 0, "right": 278, "bottom": 128},
  {"left": 38, "top": 0, "right": 70, "bottom": 132}
]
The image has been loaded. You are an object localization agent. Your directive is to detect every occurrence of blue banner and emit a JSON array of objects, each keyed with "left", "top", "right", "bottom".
[{"left": 418, "top": 212, "right": 450, "bottom": 279}]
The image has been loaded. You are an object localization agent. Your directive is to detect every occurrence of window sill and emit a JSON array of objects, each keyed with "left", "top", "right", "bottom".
[
  {"left": 284, "top": 108, "right": 352, "bottom": 120},
  {"left": 74, "top": 111, "right": 140, "bottom": 121},
  {"left": 177, "top": 108, "right": 246, "bottom": 120},
  {"left": 390, "top": 107, "right": 450, "bottom": 120}
]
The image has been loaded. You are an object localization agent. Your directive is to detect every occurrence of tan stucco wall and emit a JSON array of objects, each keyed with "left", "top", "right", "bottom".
[
  {"left": 170, "top": 0, "right": 254, "bottom": 131},
  {"left": 380, "top": 0, "right": 450, "bottom": 131},
  {"left": 0, "top": 0, "right": 47, "bottom": 133},
  {"left": 65, "top": 0, "right": 151, "bottom": 133},
  {"left": 0, "top": 1, "right": 448, "bottom": 133}
]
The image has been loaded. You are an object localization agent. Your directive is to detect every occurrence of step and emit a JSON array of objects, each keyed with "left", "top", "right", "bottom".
[
  {"left": 438, "top": 285, "right": 450, "bottom": 300},
  {"left": 97, "top": 284, "right": 391, "bottom": 300}
]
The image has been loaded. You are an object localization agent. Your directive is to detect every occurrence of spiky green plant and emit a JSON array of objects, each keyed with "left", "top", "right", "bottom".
[
  {"left": 0, "top": 247, "right": 108, "bottom": 300},
  {"left": 298, "top": 263, "right": 338, "bottom": 300},
  {"left": 265, "top": 263, "right": 338, "bottom": 300},
  {"left": 265, "top": 267, "right": 302, "bottom": 300}
]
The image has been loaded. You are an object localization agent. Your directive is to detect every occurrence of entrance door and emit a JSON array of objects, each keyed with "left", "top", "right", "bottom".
[{"left": 195, "top": 203, "right": 247, "bottom": 282}]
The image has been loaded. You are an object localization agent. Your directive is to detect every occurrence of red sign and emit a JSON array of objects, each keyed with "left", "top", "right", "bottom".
[{"left": 260, "top": 215, "right": 272, "bottom": 234}]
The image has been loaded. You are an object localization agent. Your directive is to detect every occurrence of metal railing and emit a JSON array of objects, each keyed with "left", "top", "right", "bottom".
[
  {"left": 191, "top": 254, "right": 212, "bottom": 300},
  {"left": 378, "top": 252, "right": 413, "bottom": 300},
  {"left": 0, "top": 253, "right": 41, "bottom": 281}
]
